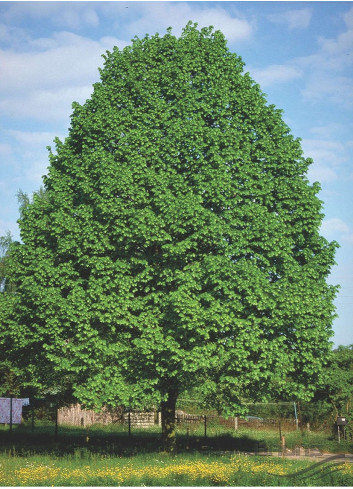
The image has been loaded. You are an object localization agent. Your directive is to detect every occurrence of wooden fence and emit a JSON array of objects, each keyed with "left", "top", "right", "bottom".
[
  {"left": 58, "top": 405, "right": 289, "bottom": 431},
  {"left": 123, "top": 411, "right": 157, "bottom": 428},
  {"left": 58, "top": 404, "right": 157, "bottom": 428}
]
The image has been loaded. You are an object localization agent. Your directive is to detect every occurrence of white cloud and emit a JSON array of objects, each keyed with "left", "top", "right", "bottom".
[
  {"left": 343, "top": 234, "right": 353, "bottom": 245},
  {"left": 9, "top": 130, "right": 58, "bottom": 147},
  {"left": 0, "top": 23, "right": 8, "bottom": 40},
  {"left": 268, "top": 8, "right": 312, "bottom": 30},
  {"left": 307, "top": 165, "right": 338, "bottom": 184},
  {"left": 2, "top": 1, "right": 254, "bottom": 43},
  {"left": 317, "top": 9, "right": 353, "bottom": 63},
  {"left": 24, "top": 158, "right": 49, "bottom": 187},
  {"left": 0, "top": 22, "right": 30, "bottom": 46},
  {"left": 294, "top": 6, "right": 353, "bottom": 107},
  {"left": 1, "top": 85, "right": 94, "bottom": 123},
  {"left": 344, "top": 6, "right": 353, "bottom": 29},
  {"left": 0, "top": 218, "right": 20, "bottom": 240},
  {"left": 124, "top": 3, "right": 253, "bottom": 42},
  {"left": 188, "top": 9, "right": 252, "bottom": 42},
  {"left": 301, "top": 139, "right": 346, "bottom": 166},
  {"left": 0, "top": 4, "right": 252, "bottom": 127},
  {"left": 2, "top": 2, "right": 100, "bottom": 30},
  {"left": 320, "top": 218, "right": 353, "bottom": 248},
  {"left": 249, "top": 6, "right": 353, "bottom": 105},
  {"left": 0, "top": 32, "right": 126, "bottom": 94},
  {"left": 321, "top": 218, "right": 350, "bottom": 235},
  {"left": 3, "top": 131, "right": 66, "bottom": 190},
  {"left": 0, "top": 32, "right": 128, "bottom": 124},
  {"left": 0, "top": 143, "right": 12, "bottom": 156},
  {"left": 249, "top": 64, "right": 302, "bottom": 87},
  {"left": 309, "top": 123, "right": 346, "bottom": 139},
  {"left": 302, "top": 138, "right": 348, "bottom": 184},
  {"left": 301, "top": 74, "right": 353, "bottom": 108},
  {"left": 8, "top": 131, "right": 63, "bottom": 186},
  {"left": 11, "top": 144, "right": 52, "bottom": 188}
]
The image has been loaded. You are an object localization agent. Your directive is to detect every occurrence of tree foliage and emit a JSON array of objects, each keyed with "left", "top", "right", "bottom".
[
  {"left": 1, "top": 23, "right": 338, "bottom": 448},
  {"left": 322, "top": 345, "right": 353, "bottom": 417},
  {"left": 0, "top": 232, "right": 19, "bottom": 395},
  {"left": 0, "top": 193, "right": 71, "bottom": 399},
  {"left": 298, "top": 345, "right": 353, "bottom": 433}
]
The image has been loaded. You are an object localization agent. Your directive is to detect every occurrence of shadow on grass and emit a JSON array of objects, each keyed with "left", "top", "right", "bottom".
[
  {"left": 0, "top": 427, "right": 269, "bottom": 458},
  {"left": 177, "top": 432, "right": 268, "bottom": 453}
]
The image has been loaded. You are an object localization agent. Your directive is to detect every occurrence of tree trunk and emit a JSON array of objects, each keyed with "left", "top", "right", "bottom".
[{"left": 161, "top": 388, "right": 178, "bottom": 452}]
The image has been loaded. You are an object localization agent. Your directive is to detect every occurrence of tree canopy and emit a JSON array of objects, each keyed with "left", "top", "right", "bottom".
[{"left": 0, "top": 23, "right": 338, "bottom": 449}]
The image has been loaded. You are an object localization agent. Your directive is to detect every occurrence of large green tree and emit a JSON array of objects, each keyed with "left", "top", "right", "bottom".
[{"left": 3, "top": 23, "right": 338, "bottom": 449}]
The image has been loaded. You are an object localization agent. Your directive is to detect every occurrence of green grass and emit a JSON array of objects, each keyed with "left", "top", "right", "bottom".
[
  {"left": 1, "top": 420, "right": 352, "bottom": 453},
  {"left": 0, "top": 422, "right": 352, "bottom": 486}
]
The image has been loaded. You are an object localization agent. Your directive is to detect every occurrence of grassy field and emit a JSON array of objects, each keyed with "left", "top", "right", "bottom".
[
  {"left": 0, "top": 422, "right": 352, "bottom": 486},
  {"left": 1, "top": 450, "right": 353, "bottom": 486}
]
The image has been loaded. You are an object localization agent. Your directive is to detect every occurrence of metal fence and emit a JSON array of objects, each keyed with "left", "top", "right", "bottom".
[{"left": 2, "top": 397, "right": 348, "bottom": 443}]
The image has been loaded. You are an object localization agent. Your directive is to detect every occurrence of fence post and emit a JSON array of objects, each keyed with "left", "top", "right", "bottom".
[
  {"left": 55, "top": 405, "right": 58, "bottom": 440},
  {"left": 128, "top": 411, "right": 131, "bottom": 437},
  {"left": 293, "top": 402, "right": 299, "bottom": 430},
  {"left": 278, "top": 418, "right": 282, "bottom": 441},
  {"left": 204, "top": 415, "right": 207, "bottom": 439},
  {"left": 31, "top": 399, "right": 35, "bottom": 432},
  {"left": 234, "top": 416, "right": 238, "bottom": 431},
  {"left": 281, "top": 435, "right": 286, "bottom": 453}
]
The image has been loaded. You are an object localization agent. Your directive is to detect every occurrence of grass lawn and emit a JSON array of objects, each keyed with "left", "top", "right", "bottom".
[{"left": 0, "top": 422, "right": 352, "bottom": 486}]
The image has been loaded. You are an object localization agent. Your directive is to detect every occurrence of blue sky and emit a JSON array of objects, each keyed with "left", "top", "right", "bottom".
[{"left": 0, "top": 1, "right": 352, "bottom": 347}]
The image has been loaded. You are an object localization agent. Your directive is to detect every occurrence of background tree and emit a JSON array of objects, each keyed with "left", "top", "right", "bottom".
[
  {"left": 322, "top": 345, "right": 353, "bottom": 438},
  {"left": 0, "top": 232, "right": 15, "bottom": 293},
  {"left": 3, "top": 23, "right": 337, "bottom": 450},
  {"left": 299, "top": 345, "right": 353, "bottom": 435},
  {"left": 0, "top": 232, "right": 21, "bottom": 396},
  {"left": 326, "top": 345, "right": 353, "bottom": 417},
  {"left": 0, "top": 195, "right": 74, "bottom": 402}
]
